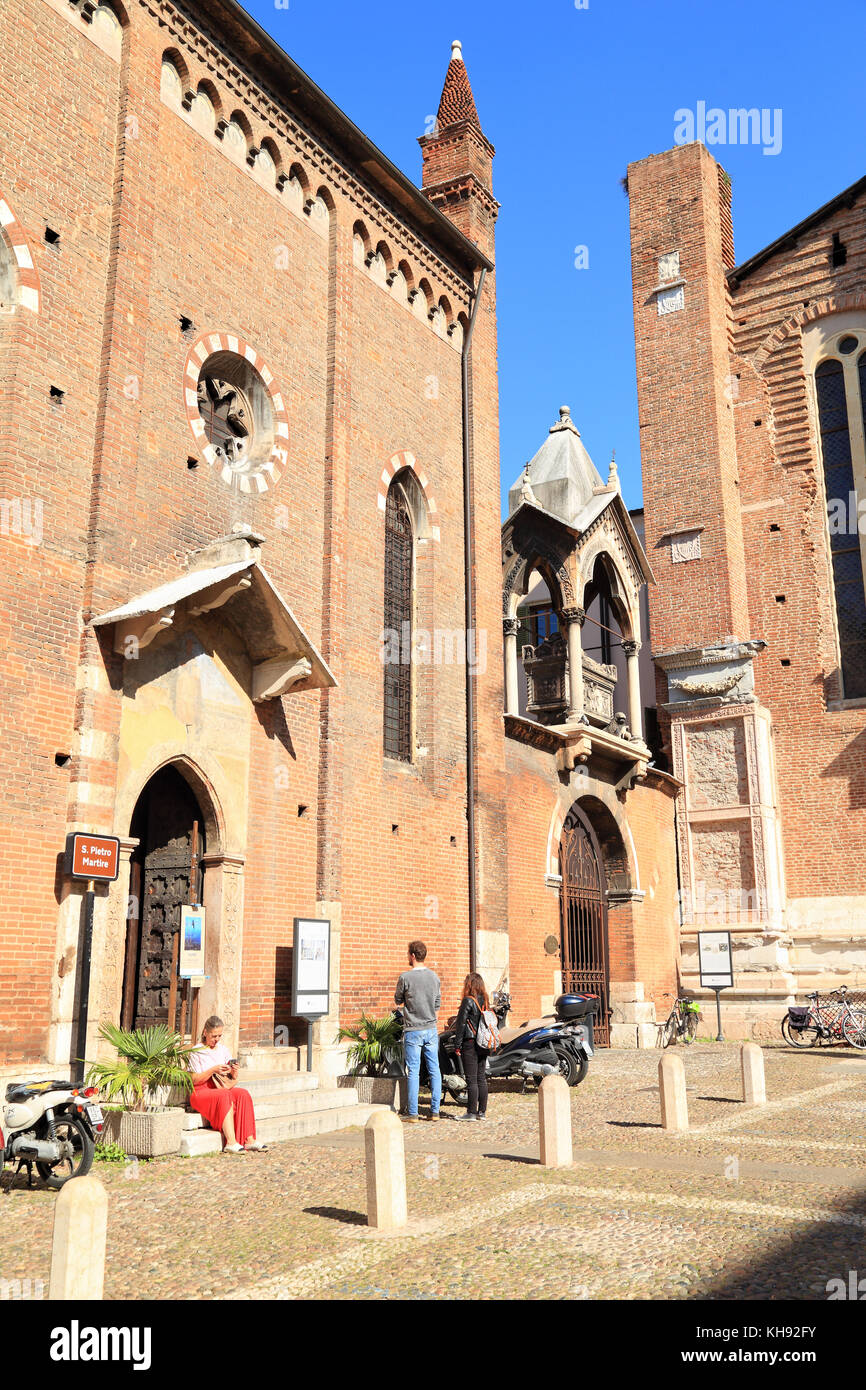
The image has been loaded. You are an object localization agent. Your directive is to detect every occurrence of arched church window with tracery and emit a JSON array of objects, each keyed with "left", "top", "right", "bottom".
[
  {"left": 383, "top": 478, "right": 414, "bottom": 761},
  {"left": 814, "top": 334, "right": 866, "bottom": 698}
]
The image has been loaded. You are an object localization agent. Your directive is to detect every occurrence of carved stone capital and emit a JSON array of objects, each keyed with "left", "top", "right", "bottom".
[
  {"left": 622, "top": 639, "right": 641, "bottom": 657},
  {"left": 503, "top": 618, "right": 520, "bottom": 638},
  {"left": 561, "top": 606, "right": 586, "bottom": 627}
]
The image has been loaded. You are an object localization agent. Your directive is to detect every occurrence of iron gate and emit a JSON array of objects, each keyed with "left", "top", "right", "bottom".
[{"left": 559, "top": 804, "right": 610, "bottom": 1046}]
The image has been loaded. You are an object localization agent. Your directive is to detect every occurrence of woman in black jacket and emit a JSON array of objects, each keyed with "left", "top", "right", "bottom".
[{"left": 454, "top": 972, "right": 490, "bottom": 1121}]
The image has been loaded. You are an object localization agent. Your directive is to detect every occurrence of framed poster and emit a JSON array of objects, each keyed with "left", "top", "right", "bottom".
[
  {"left": 179, "top": 904, "right": 206, "bottom": 979},
  {"left": 697, "top": 930, "right": 733, "bottom": 989},
  {"left": 292, "top": 917, "right": 330, "bottom": 1018}
]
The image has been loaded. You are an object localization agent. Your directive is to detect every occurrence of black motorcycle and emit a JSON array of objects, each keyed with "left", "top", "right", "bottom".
[{"left": 395, "top": 990, "right": 596, "bottom": 1105}]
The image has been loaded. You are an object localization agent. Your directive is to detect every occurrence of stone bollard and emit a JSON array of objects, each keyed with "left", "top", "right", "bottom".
[
  {"left": 365, "top": 1110, "right": 408, "bottom": 1231},
  {"left": 741, "top": 1042, "right": 767, "bottom": 1106},
  {"left": 48, "top": 1175, "right": 108, "bottom": 1301},
  {"left": 538, "top": 1073, "right": 573, "bottom": 1168},
  {"left": 658, "top": 1052, "right": 688, "bottom": 1131}
]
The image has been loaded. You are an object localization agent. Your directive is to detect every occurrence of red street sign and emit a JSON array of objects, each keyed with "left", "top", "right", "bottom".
[{"left": 67, "top": 833, "right": 121, "bottom": 882}]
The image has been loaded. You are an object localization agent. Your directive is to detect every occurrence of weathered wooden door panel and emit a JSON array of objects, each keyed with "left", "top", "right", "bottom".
[{"left": 126, "top": 767, "right": 204, "bottom": 1032}]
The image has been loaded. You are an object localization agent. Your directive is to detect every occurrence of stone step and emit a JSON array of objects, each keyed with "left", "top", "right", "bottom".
[
  {"left": 235, "top": 1071, "right": 319, "bottom": 1099},
  {"left": 178, "top": 1102, "right": 381, "bottom": 1156},
  {"left": 182, "top": 1087, "right": 359, "bottom": 1130},
  {"left": 238, "top": 1046, "right": 303, "bottom": 1073}
]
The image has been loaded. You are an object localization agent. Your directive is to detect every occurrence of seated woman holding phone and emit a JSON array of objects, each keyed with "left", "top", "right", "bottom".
[{"left": 188, "top": 1015, "right": 266, "bottom": 1153}]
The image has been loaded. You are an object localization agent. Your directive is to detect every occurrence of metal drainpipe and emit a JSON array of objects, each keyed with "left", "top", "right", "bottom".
[{"left": 461, "top": 266, "right": 487, "bottom": 975}]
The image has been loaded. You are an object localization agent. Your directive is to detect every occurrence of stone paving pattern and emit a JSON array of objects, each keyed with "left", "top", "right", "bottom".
[{"left": 3, "top": 1043, "right": 866, "bottom": 1300}]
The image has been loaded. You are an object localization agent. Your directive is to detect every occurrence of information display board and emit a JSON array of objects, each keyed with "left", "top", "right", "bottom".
[
  {"left": 292, "top": 917, "right": 330, "bottom": 1018},
  {"left": 698, "top": 930, "right": 734, "bottom": 989},
  {"left": 179, "top": 904, "right": 206, "bottom": 979}
]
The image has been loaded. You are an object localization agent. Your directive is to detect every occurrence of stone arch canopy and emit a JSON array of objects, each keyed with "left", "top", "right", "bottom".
[
  {"left": 502, "top": 523, "right": 576, "bottom": 620},
  {"left": 547, "top": 780, "right": 640, "bottom": 894},
  {"left": 116, "top": 749, "right": 229, "bottom": 855}
]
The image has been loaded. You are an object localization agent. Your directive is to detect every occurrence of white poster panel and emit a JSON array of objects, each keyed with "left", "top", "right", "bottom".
[
  {"left": 292, "top": 918, "right": 330, "bottom": 1017},
  {"left": 179, "top": 905, "right": 206, "bottom": 979},
  {"left": 698, "top": 930, "right": 733, "bottom": 989}
]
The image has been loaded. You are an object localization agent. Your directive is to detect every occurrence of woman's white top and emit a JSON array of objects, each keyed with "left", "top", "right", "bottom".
[{"left": 189, "top": 1041, "right": 232, "bottom": 1073}]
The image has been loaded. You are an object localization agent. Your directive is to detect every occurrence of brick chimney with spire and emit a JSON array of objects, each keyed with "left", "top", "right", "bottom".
[{"left": 420, "top": 39, "right": 498, "bottom": 260}]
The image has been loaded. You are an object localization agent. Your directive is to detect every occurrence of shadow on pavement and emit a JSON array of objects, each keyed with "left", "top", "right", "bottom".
[
  {"left": 304, "top": 1205, "right": 366, "bottom": 1226},
  {"left": 608, "top": 1120, "right": 663, "bottom": 1129},
  {"left": 691, "top": 1183, "right": 866, "bottom": 1300},
  {"left": 481, "top": 1152, "right": 538, "bottom": 1165}
]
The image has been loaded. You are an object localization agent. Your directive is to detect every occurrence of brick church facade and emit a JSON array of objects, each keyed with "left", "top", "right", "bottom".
[
  {"left": 629, "top": 142, "right": 866, "bottom": 1033},
  {"left": 1, "top": 0, "right": 682, "bottom": 1080}
]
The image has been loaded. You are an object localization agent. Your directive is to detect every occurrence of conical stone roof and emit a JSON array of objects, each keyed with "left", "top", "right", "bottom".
[{"left": 508, "top": 406, "right": 606, "bottom": 526}]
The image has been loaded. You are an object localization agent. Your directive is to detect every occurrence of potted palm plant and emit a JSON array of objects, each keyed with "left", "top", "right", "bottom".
[
  {"left": 335, "top": 1012, "right": 406, "bottom": 1109},
  {"left": 85, "top": 1023, "right": 198, "bottom": 1157}
]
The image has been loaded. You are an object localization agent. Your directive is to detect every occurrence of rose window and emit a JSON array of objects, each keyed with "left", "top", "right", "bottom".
[{"left": 183, "top": 333, "right": 290, "bottom": 494}]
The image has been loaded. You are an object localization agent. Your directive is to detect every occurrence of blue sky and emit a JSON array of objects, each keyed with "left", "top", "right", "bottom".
[{"left": 243, "top": 0, "right": 865, "bottom": 511}]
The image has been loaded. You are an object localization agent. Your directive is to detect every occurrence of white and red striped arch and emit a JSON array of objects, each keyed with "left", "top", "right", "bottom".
[
  {"left": 0, "top": 192, "right": 40, "bottom": 313},
  {"left": 376, "top": 450, "right": 440, "bottom": 542}
]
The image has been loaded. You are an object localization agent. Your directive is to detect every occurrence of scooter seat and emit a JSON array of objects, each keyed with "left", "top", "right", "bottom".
[
  {"left": 5, "top": 1080, "right": 70, "bottom": 1102},
  {"left": 499, "top": 1017, "right": 556, "bottom": 1045}
]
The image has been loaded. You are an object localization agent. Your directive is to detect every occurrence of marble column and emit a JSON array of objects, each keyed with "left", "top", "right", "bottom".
[
  {"left": 622, "top": 639, "right": 643, "bottom": 741},
  {"left": 563, "top": 607, "right": 586, "bottom": 721},
  {"left": 503, "top": 617, "right": 520, "bottom": 715},
  {"left": 200, "top": 853, "right": 246, "bottom": 1043}
]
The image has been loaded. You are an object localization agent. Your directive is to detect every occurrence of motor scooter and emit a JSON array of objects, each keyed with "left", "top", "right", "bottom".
[
  {"left": 0, "top": 1078, "right": 103, "bottom": 1190},
  {"left": 438, "top": 991, "right": 596, "bottom": 1103},
  {"left": 394, "top": 988, "right": 596, "bottom": 1105}
]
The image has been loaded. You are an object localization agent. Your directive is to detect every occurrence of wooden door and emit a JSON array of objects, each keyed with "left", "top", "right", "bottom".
[{"left": 128, "top": 767, "right": 204, "bottom": 1031}]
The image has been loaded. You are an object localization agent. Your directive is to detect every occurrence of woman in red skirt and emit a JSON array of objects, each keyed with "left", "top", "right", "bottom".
[{"left": 188, "top": 1015, "right": 266, "bottom": 1153}]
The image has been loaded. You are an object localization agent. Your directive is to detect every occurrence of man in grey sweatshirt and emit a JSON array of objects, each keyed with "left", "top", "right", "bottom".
[{"left": 394, "top": 940, "right": 442, "bottom": 1122}]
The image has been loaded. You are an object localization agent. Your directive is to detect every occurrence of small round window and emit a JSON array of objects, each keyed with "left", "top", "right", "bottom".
[
  {"left": 838, "top": 335, "right": 859, "bottom": 355},
  {"left": 183, "top": 335, "right": 289, "bottom": 494}
]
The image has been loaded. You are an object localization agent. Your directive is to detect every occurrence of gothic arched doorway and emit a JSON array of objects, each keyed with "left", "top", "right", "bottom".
[
  {"left": 559, "top": 803, "right": 610, "bottom": 1046},
  {"left": 122, "top": 765, "right": 207, "bottom": 1032}
]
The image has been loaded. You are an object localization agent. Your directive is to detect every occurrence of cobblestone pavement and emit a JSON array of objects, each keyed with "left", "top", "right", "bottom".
[{"left": 2, "top": 1043, "right": 866, "bottom": 1300}]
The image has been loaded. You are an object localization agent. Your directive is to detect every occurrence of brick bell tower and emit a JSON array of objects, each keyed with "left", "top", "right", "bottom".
[
  {"left": 420, "top": 40, "right": 498, "bottom": 261},
  {"left": 628, "top": 143, "right": 788, "bottom": 1022},
  {"left": 419, "top": 43, "right": 508, "bottom": 982}
]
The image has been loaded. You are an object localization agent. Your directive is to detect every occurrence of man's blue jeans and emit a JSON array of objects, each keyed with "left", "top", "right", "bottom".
[{"left": 403, "top": 1027, "right": 441, "bottom": 1116}]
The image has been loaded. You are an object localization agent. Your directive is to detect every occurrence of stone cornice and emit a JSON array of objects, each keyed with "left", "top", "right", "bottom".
[{"left": 653, "top": 639, "right": 766, "bottom": 671}]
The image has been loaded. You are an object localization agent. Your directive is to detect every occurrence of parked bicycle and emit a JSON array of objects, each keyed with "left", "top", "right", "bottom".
[
  {"left": 782, "top": 987, "right": 866, "bottom": 1050},
  {"left": 658, "top": 994, "right": 701, "bottom": 1047}
]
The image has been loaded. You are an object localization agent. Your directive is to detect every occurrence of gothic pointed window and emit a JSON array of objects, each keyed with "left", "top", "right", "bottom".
[
  {"left": 383, "top": 480, "right": 414, "bottom": 761},
  {"left": 814, "top": 340, "right": 866, "bottom": 698}
]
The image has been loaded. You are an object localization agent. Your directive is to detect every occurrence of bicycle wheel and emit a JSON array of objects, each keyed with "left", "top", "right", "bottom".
[
  {"left": 781, "top": 1013, "right": 820, "bottom": 1048},
  {"left": 684, "top": 1011, "right": 699, "bottom": 1043},
  {"left": 661, "top": 1014, "right": 677, "bottom": 1047},
  {"left": 842, "top": 1011, "right": 866, "bottom": 1050}
]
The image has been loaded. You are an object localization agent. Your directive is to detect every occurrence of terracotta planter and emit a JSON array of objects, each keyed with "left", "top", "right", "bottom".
[
  {"left": 103, "top": 1107, "right": 185, "bottom": 1158},
  {"left": 338, "top": 1075, "right": 407, "bottom": 1110}
]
